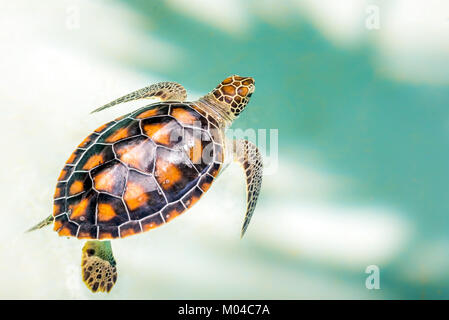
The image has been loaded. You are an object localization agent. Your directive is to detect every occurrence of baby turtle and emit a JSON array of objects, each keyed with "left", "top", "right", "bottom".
[{"left": 28, "top": 75, "right": 263, "bottom": 293}]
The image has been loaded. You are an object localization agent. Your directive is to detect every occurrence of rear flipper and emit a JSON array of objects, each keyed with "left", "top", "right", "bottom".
[
  {"left": 26, "top": 215, "right": 54, "bottom": 233},
  {"left": 82, "top": 241, "right": 117, "bottom": 293}
]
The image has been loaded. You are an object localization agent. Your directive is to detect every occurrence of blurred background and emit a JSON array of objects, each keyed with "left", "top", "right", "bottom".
[{"left": 0, "top": 0, "right": 448, "bottom": 299}]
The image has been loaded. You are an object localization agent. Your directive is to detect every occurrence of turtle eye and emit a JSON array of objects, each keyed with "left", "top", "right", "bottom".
[{"left": 87, "top": 249, "right": 95, "bottom": 256}]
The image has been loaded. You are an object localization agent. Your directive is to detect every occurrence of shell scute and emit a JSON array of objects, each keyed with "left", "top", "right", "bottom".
[
  {"left": 198, "top": 174, "right": 214, "bottom": 193},
  {"left": 207, "top": 114, "right": 219, "bottom": 128},
  {"left": 161, "top": 201, "right": 185, "bottom": 223},
  {"left": 208, "top": 122, "right": 222, "bottom": 144},
  {"left": 208, "top": 162, "right": 222, "bottom": 178},
  {"left": 98, "top": 118, "right": 141, "bottom": 143},
  {"left": 97, "top": 193, "right": 129, "bottom": 225},
  {"left": 65, "top": 149, "right": 85, "bottom": 166},
  {"left": 77, "top": 224, "right": 98, "bottom": 239},
  {"left": 53, "top": 198, "right": 66, "bottom": 217},
  {"left": 132, "top": 104, "right": 169, "bottom": 119},
  {"left": 98, "top": 225, "right": 119, "bottom": 239},
  {"left": 114, "top": 137, "right": 155, "bottom": 173},
  {"left": 91, "top": 160, "right": 127, "bottom": 196},
  {"left": 94, "top": 120, "right": 116, "bottom": 134},
  {"left": 58, "top": 165, "right": 75, "bottom": 181},
  {"left": 75, "top": 144, "right": 115, "bottom": 171},
  {"left": 181, "top": 187, "right": 203, "bottom": 210},
  {"left": 53, "top": 214, "right": 68, "bottom": 231},
  {"left": 124, "top": 170, "right": 166, "bottom": 220},
  {"left": 54, "top": 181, "right": 66, "bottom": 199},
  {"left": 171, "top": 104, "right": 208, "bottom": 129},
  {"left": 66, "top": 190, "right": 97, "bottom": 224},
  {"left": 119, "top": 221, "right": 142, "bottom": 238},
  {"left": 183, "top": 127, "right": 214, "bottom": 173},
  {"left": 154, "top": 148, "right": 199, "bottom": 202},
  {"left": 78, "top": 132, "right": 99, "bottom": 149},
  {"left": 141, "top": 213, "right": 165, "bottom": 232},
  {"left": 58, "top": 220, "right": 78, "bottom": 237},
  {"left": 141, "top": 116, "right": 183, "bottom": 148},
  {"left": 67, "top": 171, "right": 91, "bottom": 197}
]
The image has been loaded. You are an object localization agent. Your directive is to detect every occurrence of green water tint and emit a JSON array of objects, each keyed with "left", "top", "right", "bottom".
[{"left": 110, "top": 1, "right": 449, "bottom": 299}]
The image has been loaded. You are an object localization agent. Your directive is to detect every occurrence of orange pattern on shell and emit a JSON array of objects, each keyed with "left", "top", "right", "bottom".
[
  {"left": 78, "top": 136, "right": 93, "bottom": 148},
  {"left": 69, "top": 180, "right": 84, "bottom": 195},
  {"left": 58, "top": 227, "right": 72, "bottom": 236},
  {"left": 115, "top": 143, "right": 145, "bottom": 170},
  {"left": 53, "top": 187, "right": 61, "bottom": 198},
  {"left": 142, "top": 123, "right": 172, "bottom": 145},
  {"left": 94, "top": 122, "right": 111, "bottom": 133},
  {"left": 124, "top": 182, "right": 149, "bottom": 211},
  {"left": 66, "top": 153, "right": 77, "bottom": 164},
  {"left": 199, "top": 181, "right": 211, "bottom": 192},
  {"left": 99, "top": 232, "right": 114, "bottom": 240},
  {"left": 70, "top": 198, "right": 89, "bottom": 219},
  {"left": 53, "top": 203, "right": 61, "bottom": 216},
  {"left": 97, "top": 203, "right": 117, "bottom": 222},
  {"left": 155, "top": 158, "right": 182, "bottom": 189},
  {"left": 120, "top": 228, "right": 136, "bottom": 238},
  {"left": 136, "top": 108, "right": 159, "bottom": 119},
  {"left": 58, "top": 170, "right": 69, "bottom": 180},
  {"left": 53, "top": 219, "right": 62, "bottom": 231},
  {"left": 82, "top": 154, "right": 104, "bottom": 170},
  {"left": 164, "top": 209, "right": 182, "bottom": 223},
  {"left": 188, "top": 137, "right": 203, "bottom": 164},
  {"left": 77, "top": 231, "right": 92, "bottom": 239},
  {"left": 105, "top": 127, "right": 129, "bottom": 143},
  {"left": 142, "top": 220, "right": 159, "bottom": 232},
  {"left": 93, "top": 168, "right": 117, "bottom": 194},
  {"left": 171, "top": 107, "right": 197, "bottom": 125}
]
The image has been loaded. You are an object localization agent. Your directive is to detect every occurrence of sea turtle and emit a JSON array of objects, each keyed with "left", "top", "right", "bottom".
[{"left": 28, "top": 75, "right": 263, "bottom": 293}]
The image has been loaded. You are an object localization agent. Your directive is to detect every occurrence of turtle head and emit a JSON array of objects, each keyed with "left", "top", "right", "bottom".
[{"left": 208, "top": 75, "right": 255, "bottom": 121}]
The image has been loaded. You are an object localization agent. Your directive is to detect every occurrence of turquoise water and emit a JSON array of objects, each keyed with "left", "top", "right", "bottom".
[
  {"left": 116, "top": 1, "right": 449, "bottom": 298},
  {"left": 1, "top": 1, "right": 448, "bottom": 299}
]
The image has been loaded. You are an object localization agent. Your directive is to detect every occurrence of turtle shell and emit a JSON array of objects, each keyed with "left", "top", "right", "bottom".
[{"left": 52, "top": 102, "right": 224, "bottom": 239}]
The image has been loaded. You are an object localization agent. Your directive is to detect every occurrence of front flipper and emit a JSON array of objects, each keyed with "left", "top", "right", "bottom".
[
  {"left": 81, "top": 241, "right": 117, "bottom": 293},
  {"left": 91, "top": 81, "right": 187, "bottom": 114},
  {"left": 233, "top": 139, "right": 263, "bottom": 238}
]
